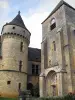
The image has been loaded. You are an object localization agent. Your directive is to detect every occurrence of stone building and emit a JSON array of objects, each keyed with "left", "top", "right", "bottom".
[
  {"left": 40, "top": 0, "right": 75, "bottom": 97},
  {"left": 0, "top": 11, "right": 41, "bottom": 98},
  {"left": 0, "top": 12, "right": 31, "bottom": 97}
]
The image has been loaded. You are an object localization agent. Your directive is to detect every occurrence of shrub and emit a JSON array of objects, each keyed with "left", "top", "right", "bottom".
[{"left": 32, "top": 94, "right": 75, "bottom": 100}]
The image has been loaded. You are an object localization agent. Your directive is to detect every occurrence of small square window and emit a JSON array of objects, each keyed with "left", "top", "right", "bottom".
[
  {"left": 23, "top": 30, "right": 25, "bottom": 33},
  {"left": 7, "top": 81, "right": 11, "bottom": 85},
  {"left": 12, "top": 27, "right": 15, "bottom": 29}
]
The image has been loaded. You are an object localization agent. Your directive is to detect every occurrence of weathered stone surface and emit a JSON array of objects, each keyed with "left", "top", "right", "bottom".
[{"left": 40, "top": 1, "right": 75, "bottom": 97}]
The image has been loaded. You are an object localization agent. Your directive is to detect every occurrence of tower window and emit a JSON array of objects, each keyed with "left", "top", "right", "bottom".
[
  {"left": 32, "top": 64, "right": 39, "bottom": 75},
  {"left": 50, "top": 18, "right": 56, "bottom": 30},
  {"left": 53, "top": 41, "right": 56, "bottom": 51},
  {"left": 19, "top": 60, "right": 22, "bottom": 72},
  {"left": 20, "top": 42, "right": 23, "bottom": 52},
  {"left": 18, "top": 83, "right": 21, "bottom": 90},
  {"left": 12, "top": 27, "right": 15, "bottom": 29},
  {"left": 7, "top": 81, "right": 11, "bottom": 85}
]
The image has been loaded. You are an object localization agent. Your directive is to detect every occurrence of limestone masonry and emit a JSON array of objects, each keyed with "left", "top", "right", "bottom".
[
  {"left": 40, "top": 0, "right": 75, "bottom": 97},
  {"left": 0, "top": 0, "right": 75, "bottom": 98}
]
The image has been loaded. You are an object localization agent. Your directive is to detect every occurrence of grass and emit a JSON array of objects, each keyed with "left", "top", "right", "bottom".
[{"left": 0, "top": 97, "right": 18, "bottom": 100}]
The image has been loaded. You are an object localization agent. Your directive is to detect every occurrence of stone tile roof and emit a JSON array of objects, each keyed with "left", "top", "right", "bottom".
[
  {"left": 42, "top": 0, "right": 75, "bottom": 24},
  {"left": 8, "top": 11, "right": 26, "bottom": 29},
  {"left": 28, "top": 47, "right": 41, "bottom": 62}
]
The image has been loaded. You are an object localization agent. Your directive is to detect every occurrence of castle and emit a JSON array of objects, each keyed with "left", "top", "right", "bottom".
[
  {"left": 0, "top": 0, "right": 75, "bottom": 98},
  {"left": 0, "top": 11, "right": 41, "bottom": 97}
]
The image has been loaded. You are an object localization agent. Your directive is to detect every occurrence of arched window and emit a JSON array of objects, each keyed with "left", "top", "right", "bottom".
[{"left": 50, "top": 18, "right": 56, "bottom": 30}]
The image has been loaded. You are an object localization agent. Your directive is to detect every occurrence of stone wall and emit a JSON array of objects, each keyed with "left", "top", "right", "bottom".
[
  {"left": 0, "top": 71, "right": 26, "bottom": 97},
  {"left": 0, "top": 33, "right": 28, "bottom": 97}
]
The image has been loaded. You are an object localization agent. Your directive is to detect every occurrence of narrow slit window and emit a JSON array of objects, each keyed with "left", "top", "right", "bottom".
[
  {"left": 20, "top": 42, "right": 23, "bottom": 52},
  {"left": 19, "top": 83, "right": 21, "bottom": 90},
  {"left": 53, "top": 41, "right": 56, "bottom": 51},
  {"left": 19, "top": 60, "right": 22, "bottom": 72}
]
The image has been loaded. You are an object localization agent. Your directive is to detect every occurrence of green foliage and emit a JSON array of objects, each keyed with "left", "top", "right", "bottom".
[
  {"left": 32, "top": 94, "right": 75, "bottom": 100},
  {"left": 33, "top": 83, "right": 39, "bottom": 97}
]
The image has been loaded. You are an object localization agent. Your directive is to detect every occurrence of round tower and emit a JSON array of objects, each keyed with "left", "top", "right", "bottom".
[{"left": 0, "top": 12, "right": 31, "bottom": 97}]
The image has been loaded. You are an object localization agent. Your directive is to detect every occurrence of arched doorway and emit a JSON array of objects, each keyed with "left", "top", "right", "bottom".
[{"left": 46, "top": 70, "right": 58, "bottom": 96}]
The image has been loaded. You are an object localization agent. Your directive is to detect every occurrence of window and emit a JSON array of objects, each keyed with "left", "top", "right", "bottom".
[
  {"left": 36, "top": 65, "right": 39, "bottom": 75},
  {"left": 12, "top": 27, "right": 15, "bottom": 29},
  {"left": 53, "top": 41, "right": 56, "bottom": 51},
  {"left": 20, "top": 42, "right": 23, "bottom": 52},
  {"left": 19, "top": 60, "right": 22, "bottom": 72},
  {"left": 0, "top": 42, "right": 2, "bottom": 56},
  {"left": 23, "top": 30, "right": 25, "bottom": 33},
  {"left": 73, "top": 30, "right": 75, "bottom": 35},
  {"left": 19, "top": 83, "right": 21, "bottom": 90},
  {"left": 32, "top": 64, "right": 35, "bottom": 75},
  {"left": 7, "top": 81, "right": 11, "bottom": 85},
  {"left": 32, "top": 64, "right": 39, "bottom": 75},
  {"left": 50, "top": 18, "right": 56, "bottom": 30}
]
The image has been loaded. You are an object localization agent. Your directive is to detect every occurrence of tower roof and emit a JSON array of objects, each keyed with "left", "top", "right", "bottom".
[
  {"left": 8, "top": 11, "right": 26, "bottom": 28},
  {"left": 42, "top": 0, "right": 75, "bottom": 24}
]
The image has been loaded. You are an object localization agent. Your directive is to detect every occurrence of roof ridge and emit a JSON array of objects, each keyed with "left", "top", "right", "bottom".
[{"left": 42, "top": 0, "right": 75, "bottom": 24}]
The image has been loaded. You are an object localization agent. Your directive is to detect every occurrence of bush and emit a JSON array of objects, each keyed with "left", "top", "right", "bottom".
[{"left": 32, "top": 94, "right": 75, "bottom": 100}]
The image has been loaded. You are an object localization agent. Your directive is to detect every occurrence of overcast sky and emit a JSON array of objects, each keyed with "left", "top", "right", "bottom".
[{"left": 0, "top": 0, "right": 75, "bottom": 48}]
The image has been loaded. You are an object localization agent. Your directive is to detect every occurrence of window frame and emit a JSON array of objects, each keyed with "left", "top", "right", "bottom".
[{"left": 32, "top": 64, "right": 39, "bottom": 75}]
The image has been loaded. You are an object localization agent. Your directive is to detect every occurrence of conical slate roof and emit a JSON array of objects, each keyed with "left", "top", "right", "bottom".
[
  {"left": 42, "top": 0, "right": 75, "bottom": 24},
  {"left": 8, "top": 11, "right": 26, "bottom": 28}
]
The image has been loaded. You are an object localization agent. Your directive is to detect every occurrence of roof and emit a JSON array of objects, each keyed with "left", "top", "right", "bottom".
[
  {"left": 28, "top": 47, "right": 41, "bottom": 62},
  {"left": 8, "top": 11, "right": 26, "bottom": 29},
  {"left": 42, "top": 0, "right": 75, "bottom": 24}
]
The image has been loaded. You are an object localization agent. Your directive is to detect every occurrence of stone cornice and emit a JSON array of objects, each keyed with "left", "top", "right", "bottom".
[
  {"left": 2, "top": 33, "right": 30, "bottom": 45},
  {"left": 0, "top": 70, "right": 28, "bottom": 74}
]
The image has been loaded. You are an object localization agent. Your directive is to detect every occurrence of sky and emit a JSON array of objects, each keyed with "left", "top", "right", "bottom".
[{"left": 0, "top": 0, "right": 75, "bottom": 49}]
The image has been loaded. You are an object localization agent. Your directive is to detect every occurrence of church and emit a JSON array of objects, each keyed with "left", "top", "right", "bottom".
[{"left": 40, "top": 0, "right": 75, "bottom": 97}]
